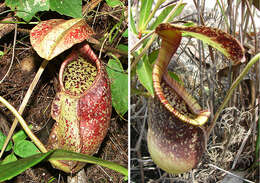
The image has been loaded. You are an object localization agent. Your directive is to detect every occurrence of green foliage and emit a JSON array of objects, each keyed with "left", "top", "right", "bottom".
[
  {"left": 106, "top": 58, "right": 128, "bottom": 116},
  {"left": 0, "top": 151, "right": 53, "bottom": 181},
  {"left": 117, "top": 44, "right": 128, "bottom": 53},
  {"left": 0, "top": 153, "right": 17, "bottom": 165},
  {"left": 136, "top": 55, "right": 154, "bottom": 96},
  {"left": 14, "top": 140, "right": 40, "bottom": 158},
  {"left": 131, "top": 0, "right": 186, "bottom": 96},
  {"left": 49, "top": 0, "right": 82, "bottom": 18},
  {"left": 0, "top": 149, "right": 128, "bottom": 182},
  {"left": 105, "top": 0, "right": 124, "bottom": 7},
  {"left": 122, "top": 28, "right": 128, "bottom": 37},
  {"left": 0, "top": 131, "right": 13, "bottom": 152},
  {"left": 0, "top": 126, "right": 39, "bottom": 163},
  {"left": 148, "top": 49, "right": 159, "bottom": 64},
  {"left": 5, "top": 0, "right": 82, "bottom": 22},
  {"left": 130, "top": 9, "right": 138, "bottom": 34},
  {"left": 5, "top": 0, "right": 49, "bottom": 22},
  {"left": 168, "top": 71, "right": 184, "bottom": 86},
  {"left": 108, "top": 11, "right": 126, "bottom": 44},
  {"left": 149, "top": 3, "right": 185, "bottom": 30},
  {"left": 0, "top": 51, "right": 5, "bottom": 57},
  {"left": 138, "top": 0, "right": 153, "bottom": 32},
  {"left": 48, "top": 149, "right": 128, "bottom": 178},
  {"left": 12, "top": 127, "right": 28, "bottom": 144}
]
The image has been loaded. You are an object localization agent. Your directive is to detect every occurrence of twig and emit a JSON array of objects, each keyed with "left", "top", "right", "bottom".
[
  {"left": 0, "top": 96, "right": 47, "bottom": 153},
  {"left": 0, "top": 23, "right": 17, "bottom": 84},
  {"left": 91, "top": 1, "right": 101, "bottom": 29},
  {"left": 98, "top": 165, "right": 112, "bottom": 181},
  {"left": 0, "top": 59, "right": 48, "bottom": 158},
  {"left": 98, "top": 34, "right": 108, "bottom": 59},
  {"left": 130, "top": 33, "right": 157, "bottom": 70},
  {"left": 130, "top": 31, "right": 154, "bottom": 54},
  {"left": 232, "top": 108, "right": 257, "bottom": 169},
  {"left": 244, "top": 0, "right": 259, "bottom": 103},
  {"left": 135, "top": 106, "right": 148, "bottom": 183},
  {"left": 207, "top": 52, "right": 260, "bottom": 137},
  {"left": 208, "top": 164, "right": 254, "bottom": 183},
  {"left": 0, "top": 95, "right": 71, "bottom": 173}
]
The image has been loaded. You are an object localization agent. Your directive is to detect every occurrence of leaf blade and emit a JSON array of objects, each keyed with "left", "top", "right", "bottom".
[
  {"left": 149, "top": 3, "right": 186, "bottom": 30},
  {"left": 47, "top": 149, "right": 128, "bottom": 178},
  {"left": 0, "top": 131, "right": 13, "bottom": 152},
  {"left": 137, "top": 54, "right": 154, "bottom": 96},
  {"left": 5, "top": 0, "right": 49, "bottom": 22},
  {"left": 0, "top": 151, "right": 52, "bottom": 182},
  {"left": 50, "top": 0, "right": 82, "bottom": 18},
  {"left": 14, "top": 140, "right": 40, "bottom": 158},
  {"left": 138, "top": 0, "right": 153, "bottom": 32},
  {"left": 106, "top": 59, "right": 128, "bottom": 116}
]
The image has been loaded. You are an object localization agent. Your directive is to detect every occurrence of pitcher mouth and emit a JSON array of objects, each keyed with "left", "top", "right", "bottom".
[{"left": 59, "top": 44, "right": 102, "bottom": 97}]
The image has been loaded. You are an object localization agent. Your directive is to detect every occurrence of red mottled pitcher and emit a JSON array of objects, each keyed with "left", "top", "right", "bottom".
[{"left": 47, "top": 42, "right": 112, "bottom": 173}]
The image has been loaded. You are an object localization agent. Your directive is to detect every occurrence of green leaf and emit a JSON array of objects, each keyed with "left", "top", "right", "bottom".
[
  {"left": 105, "top": 0, "right": 124, "bottom": 7},
  {"left": 149, "top": 3, "right": 186, "bottom": 30},
  {"left": 168, "top": 71, "right": 184, "bottom": 86},
  {"left": 122, "top": 28, "right": 128, "bottom": 37},
  {"left": 138, "top": 0, "right": 153, "bottom": 32},
  {"left": 137, "top": 55, "right": 154, "bottom": 96},
  {"left": 0, "top": 153, "right": 17, "bottom": 165},
  {"left": 0, "top": 151, "right": 52, "bottom": 182},
  {"left": 148, "top": 49, "right": 159, "bottom": 64},
  {"left": 5, "top": 0, "right": 49, "bottom": 22},
  {"left": 109, "top": 23, "right": 121, "bottom": 43},
  {"left": 130, "top": 9, "right": 138, "bottom": 35},
  {"left": 14, "top": 140, "right": 40, "bottom": 158},
  {"left": 117, "top": 44, "right": 128, "bottom": 53},
  {"left": 48, "top": 149, "right": 128, "bottom": 178},
  {"left": 50, "top": 0, "right": 82, "bottom": 18},
  {"left": 0, "top": 131, "right": 13, "bottom": 152},
  {"left": 183, "top": 22, "right": 196, "bottom": 27},
  {"left": 12, "top": 125, "right": 32, "bottom": 144},
  {"left": 106, "top": 59, "right": 128, "bottom": 116},
  {"left": 0, "top": 149, "right": 128, "bottom": 182}
]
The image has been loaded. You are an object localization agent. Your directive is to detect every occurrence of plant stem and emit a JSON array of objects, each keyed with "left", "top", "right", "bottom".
[
  {"left": 207, "top": 52, "right": 260, "bottom": 138},
  {"left": 130, "top": 0, "right": 183, "bottom": 70},
  {"left": 0, "top": 59, "right": 48, "bottom": 158},
  {"left": 0, "top": 96, "right": 47, "bottom": 153},
  {"left": 130, "top": 33, "right": 157, "bottom": 70},
  {"left": 0, "top": 21, "right": 38, "bottom": 24},
  {"left": 0, "top": 95, "right": 71, "bottom": 173}
]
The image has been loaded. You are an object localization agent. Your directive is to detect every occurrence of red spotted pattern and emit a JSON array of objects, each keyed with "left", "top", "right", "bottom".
[{"left": 47, "top": 43, "right": 111, "bottom": 173}]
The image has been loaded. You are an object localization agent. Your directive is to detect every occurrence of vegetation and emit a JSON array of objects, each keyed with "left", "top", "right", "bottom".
[
  {"left": 130, "top": 0, "right": 259, "bottom": 182},
  {"left": 0, "top": 0, "right": 128, "bottom": 182}
]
